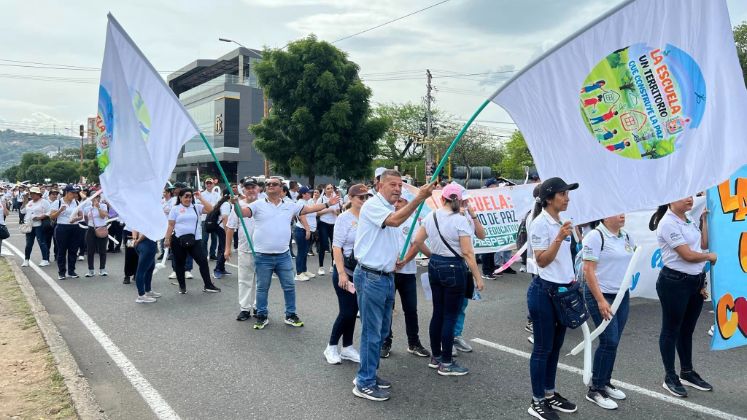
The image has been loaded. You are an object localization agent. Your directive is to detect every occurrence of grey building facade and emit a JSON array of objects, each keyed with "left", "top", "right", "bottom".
[{"left": 168, "top": 47, "right": 266, "bottom": 183}]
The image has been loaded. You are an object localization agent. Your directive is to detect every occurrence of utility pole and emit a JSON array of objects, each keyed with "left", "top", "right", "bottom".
[
  {"left": 263, "top": 94, "right": 270, "bottom": 177},
  {"left": 425, "top": 69, "right": 434, "bottom": 180},
  {"left": 79, "top": 124, "right": 84, "bottom": 183}
]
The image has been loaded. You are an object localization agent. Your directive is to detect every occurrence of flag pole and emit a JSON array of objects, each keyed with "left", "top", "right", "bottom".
[
  {"left": 399, "top": 98, "right": 491, "bottom": 259},
  {"left": 199, "top": 132, "right": 256, "bottom": 256}
]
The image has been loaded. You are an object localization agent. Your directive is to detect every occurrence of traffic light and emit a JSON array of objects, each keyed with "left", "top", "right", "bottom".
[{"left": 79, "top": 124, "right": 84, "bottom": 137}]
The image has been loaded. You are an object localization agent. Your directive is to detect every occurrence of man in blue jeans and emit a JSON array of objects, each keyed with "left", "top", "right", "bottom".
[
  {"left": 133, "top": 232, "right": 160, "bottom": 304},
  {"left": 240, "top": 176, "right": 337, "bottom": 330},
  {"left": 352, "top": 169, "right": 435, "bottom": 402}
]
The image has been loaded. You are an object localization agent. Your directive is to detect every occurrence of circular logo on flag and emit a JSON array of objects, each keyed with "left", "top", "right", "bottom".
[{"left": 579, "top": 43, "right": 706, "bottom": 160}]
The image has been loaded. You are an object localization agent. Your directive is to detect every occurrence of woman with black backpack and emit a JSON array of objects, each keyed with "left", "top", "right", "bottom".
[
  {"left": 208, "top": 189, "right": 232, "bottom": 279},
  {"left": 164, "top": 188, "right": 221, "bottom": 294}
]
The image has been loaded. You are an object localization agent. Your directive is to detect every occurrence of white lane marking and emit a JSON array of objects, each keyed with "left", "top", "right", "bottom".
[
  {"left": 471, "top": 338, "right": 745, "bottom": 420},
  {"left": 1, "top": 247, "right": 11, "bottom": 256},
  {"left": 226, "top": 262, "right": 238, "bottom": 269},
  {"left": 4, "top": 242, "right": 180, "bottom": 420}
]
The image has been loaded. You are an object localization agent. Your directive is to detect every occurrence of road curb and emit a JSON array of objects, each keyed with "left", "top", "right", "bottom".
[{"left": 6, "top": 257, "right": 107, "bottom": 420}]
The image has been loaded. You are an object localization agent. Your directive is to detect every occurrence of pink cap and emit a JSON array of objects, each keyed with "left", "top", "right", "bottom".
[{"left": 441, "top": 183, "right": 463, "bottom": 201}]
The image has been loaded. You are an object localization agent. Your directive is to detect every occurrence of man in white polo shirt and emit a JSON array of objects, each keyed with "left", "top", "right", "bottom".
[
  {"left": 351, "top": 169, "right": 435, "bottom": 402},
  {"left": 240, "top": 176, "right": 338, "bottom": 330}
]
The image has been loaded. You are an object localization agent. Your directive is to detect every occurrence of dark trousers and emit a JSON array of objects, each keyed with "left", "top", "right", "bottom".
[
  {"left": 481, "top": 252, "right": 496, "bottom": 275},
  {"left": 19, "top": 210, "right": 25, "bottom": 224},
  {"left": 330, "top": 269, "right": 359, "bottom": 347},
  {"left": 527, "top": 276, "right": 568, "bottom": 400},
  {"left": 54, "top": 224, "right": 79, "bottom": 276},
  {"left": 135, "top": 238, "right": 157, "bottom": 296},
  {"left": 24, "top": 226, "right": 49, "bottom": 260},
  {"left": 294, "top": 227, "right": 310, "bottom": 274},
  {"left": 108, "top": 221, "right": 124, "bottom": 251},
  {"left": 85, "top": 228, "right": 108, "bottom": 270},
  {"left": 584, "top": 287, "right": 630, "bottom": 390},
  {"left": 656, "top": 266, "right": 705, "bottom": 378},
  {"left": 123, "top": 230, "right": 139, "bottom": 277},
  {"left": 77, "top": 226, "right": 87, "bottom": 256},
  {"left": 43, "top": 225, "right": 55, "bottom": 258},
  {"left": 428, "top": 255, "right": 466, "bottom": 364},
  {"left": 214, "top": 226, "right": 226, "bottom": 272},
  {"left": 171, "top": 237, "right": 213, "bottom": 290},
  {"left": 317, "top": 221, "right": 334, "bottom": 267},
  {"left": 385, "top": 273, "right": 421, "bottom": 347}
]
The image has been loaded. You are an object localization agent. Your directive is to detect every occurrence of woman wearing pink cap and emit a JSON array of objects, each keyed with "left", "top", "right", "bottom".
[{"left": 402, "top": 183, "right": 482, "bottom": 376}]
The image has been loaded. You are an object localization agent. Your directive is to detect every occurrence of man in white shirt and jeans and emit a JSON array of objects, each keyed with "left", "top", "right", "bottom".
[
  {"left": 226, "top": 178, "right": 259, "bottom": 321},
  {"left": 200, "top": 178, "right": 221, "bottom": 260},
  {"left": 241, "top": 176, "right": 338, "bottom": 330},
  {"left": 351, "top": 169, "right": 435, "bottom": 402}
]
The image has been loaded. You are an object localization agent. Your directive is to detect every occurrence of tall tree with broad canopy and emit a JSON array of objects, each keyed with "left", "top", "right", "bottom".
[{"left": 250, "top": 35, "right": 388, "bottom": 186}]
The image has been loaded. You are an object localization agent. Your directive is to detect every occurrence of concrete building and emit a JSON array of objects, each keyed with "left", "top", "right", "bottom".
[{"left": 168, "top": 47, "right": 266, "bottom": 183}]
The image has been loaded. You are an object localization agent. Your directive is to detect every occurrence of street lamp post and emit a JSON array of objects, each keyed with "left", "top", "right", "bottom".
[{"left": 218, "top": 37, "right": 270, "bottom": 178}]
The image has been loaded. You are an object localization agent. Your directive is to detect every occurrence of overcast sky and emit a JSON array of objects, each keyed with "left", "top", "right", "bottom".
[{"left": 1, "top": 0, "right": 745, "bottom": 137}]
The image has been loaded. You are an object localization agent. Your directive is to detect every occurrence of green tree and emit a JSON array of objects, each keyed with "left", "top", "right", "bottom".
[
  {"left": 374, "top": 102, "right": 428, "bottom": 161},
  {"left": 2, "top": 165, "right": 20, "bottom": 182},
  {"left": 250, "top": 35, "right": 388, "bottom": 186},
  {"left": 497, "top": 131, "right": 534, "bottom": 179},
  {"left": 20, "top": 152, "right": 50, "bottom": 169},
  {"left": 43, "top": 161, "right": 79, "bottom": 183},
  {"left": 735, "top": 22, "right": 747, "bottom": 86},
  {"left": 24, "top": 163, "right": 46, "bottom": 184}
]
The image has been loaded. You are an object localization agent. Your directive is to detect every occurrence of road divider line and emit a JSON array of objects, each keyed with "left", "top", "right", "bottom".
[
  {"left": 4, "top": 242, "right": 181, "bottom": 420},
  {"left": 472, "top": 338, "right": 745, "bottom": 420}
]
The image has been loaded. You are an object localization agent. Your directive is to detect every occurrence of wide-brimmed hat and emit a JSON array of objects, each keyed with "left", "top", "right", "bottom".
[{"left": 29, "top": 187, "right": 42, "bottom": 194}]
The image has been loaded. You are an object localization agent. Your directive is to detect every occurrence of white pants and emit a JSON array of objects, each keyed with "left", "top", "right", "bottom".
[{"left": 238, "top": 251, "right": 257, "bottom": 311}]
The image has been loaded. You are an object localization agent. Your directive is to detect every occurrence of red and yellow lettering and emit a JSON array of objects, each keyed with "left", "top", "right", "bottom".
[
  {"left": 717, "top": 294, "right": 739, "bottom": 339},
  {"left": 650, "top": 48, "right": 664, "bottom": 66}
]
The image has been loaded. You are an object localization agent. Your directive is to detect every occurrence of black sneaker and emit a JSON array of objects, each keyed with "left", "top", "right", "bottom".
[
  {"left": 254, "top": 315, "right": 269, "bottom": 330},
  {"left": 67, "top": 272, "right": 79, "bottom": 279},
  {"left": 284, "top": 313, "right": 304, "bottom": 327},
  {"left": 380, "top": 342, "right": 391, "bottom": 358},
  {"left": 525, "top": 320, "right": 534, "bottom": 333},
  {"left": 203, "top": 285, "right": 221, "bottom": 293},
  {"left": 504, "top": 267, "right": 517, "bottom": 274},
  {"left": 546, "top": 392, "right": 577, "bottom": 413},
  {"left": 428, "top": 356, "right": 441, "bottom": 369},
  {"left": 123, "top": 276, "right": 131, "bottom": 285},
  {"left": 236, "top": 310, "right": 252, "bottom": 321},
  {"left": 178, "top": 288, "right": 187, "bottom": 294},
  {"left": 528, "top": 399, "right": 559, "bottom": 420},
  {"left": 352, "top": 385, "right": 390, "bottom": 402},
  {"left": 663, "top": 374, "right": 688, "bottom": 397},
  {"left": 407, "top": 343, "right": 430, "bottom": 357},
  {"left": 680, "top": 371, "right": 713, "bottom": 392},
  {"left": 57, "top": 274, "right": 66, "bottom": 280}
]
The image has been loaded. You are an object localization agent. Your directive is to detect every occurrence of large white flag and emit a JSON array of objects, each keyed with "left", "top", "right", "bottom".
[
  {"left": 492, "top": 0, "right": 747, "bottom": 223},
  {"left": 96, "top": 14, "right": 198, "bottom": 240}
]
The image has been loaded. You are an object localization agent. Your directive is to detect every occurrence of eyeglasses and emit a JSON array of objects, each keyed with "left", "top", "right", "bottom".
[{"left": 266, "top": 182, "right": 281, "bottom": 187}]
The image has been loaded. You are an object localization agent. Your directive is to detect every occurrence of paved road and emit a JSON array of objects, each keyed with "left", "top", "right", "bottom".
[{"left": 1, "top": 215, "right": 745, "bottom": 420}]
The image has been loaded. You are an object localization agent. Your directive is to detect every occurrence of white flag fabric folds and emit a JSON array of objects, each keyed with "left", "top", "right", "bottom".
[
  {"left": 492, "top": 0, "right": 747, "bottom": 223},
  {"left": 96, "top": 14, "right": 198, "bottom": 240}
]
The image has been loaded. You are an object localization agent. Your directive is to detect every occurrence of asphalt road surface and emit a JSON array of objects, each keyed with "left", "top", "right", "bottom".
[{"left": 1, "top": 215, "right": 745, "bottom": 420}]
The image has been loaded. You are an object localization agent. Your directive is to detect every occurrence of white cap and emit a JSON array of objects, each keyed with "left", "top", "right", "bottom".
[{"left": 374, "top": 167, "right": 387, "bottom": 178}]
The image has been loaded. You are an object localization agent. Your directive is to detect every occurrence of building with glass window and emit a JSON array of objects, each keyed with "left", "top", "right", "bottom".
[{"left": 168, "top": 47, "right": 266, "bottom": 183}]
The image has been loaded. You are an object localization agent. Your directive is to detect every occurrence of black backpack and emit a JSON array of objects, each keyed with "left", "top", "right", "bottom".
[{"left": 204, "top": 205, "right": 222, "bottom": 233}]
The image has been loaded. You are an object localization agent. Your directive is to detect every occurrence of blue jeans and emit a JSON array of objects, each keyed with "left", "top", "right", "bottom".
[
  {"left": 584, "top": 286, "right": 629, "bottom": 390},
  {"left": 330, "top": 269, "right": 358, "bottom": 347},
  {"left": 428, "top": 255, "right": 466, "bottom": 364},
  {"left": 527, "top": 276, "right": 568, "bottom": 400},
  {"left": 353, "top": 266, "right": 395, "bottom": 388},
  {"left": 135, "top": 238, "right": 157, "bottom": 296},
  {"left": 454, "top": 298, "right": 469, "bottom": 337},
  {"left": 25, "top": 226, "right": 49, "bottom": 261},
  {"left": 254, "top": 251, "right": 296, "bottom": 317},
  {"left": 294, "top": 227, "right": 310, "bottom": 274}
]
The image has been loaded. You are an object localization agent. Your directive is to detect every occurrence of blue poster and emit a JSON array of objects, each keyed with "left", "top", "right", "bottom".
[{"left": 707, "top": 165, "right": 747, "bottom": 351}]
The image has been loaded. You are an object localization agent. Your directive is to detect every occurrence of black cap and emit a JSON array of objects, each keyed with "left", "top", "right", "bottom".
[
  {"left": 63, "top": 184, "right": 81, "bottom": 193},
  {"left": 242, "top": 177, "right": 258, "bottom": 187},
  {"left": 173, "top": 182, "right": 188, "bottom": 189},
  {"left": 539, "top": 177, "right": 578, "bottom": 201}
]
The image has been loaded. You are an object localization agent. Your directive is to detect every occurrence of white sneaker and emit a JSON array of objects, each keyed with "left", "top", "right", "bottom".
[
  {"left": 77, "top": 255, "right": 85, "bottom": 261},
  {"left": 272, "top": 273, "right": 279, "bottom": 279},
  {"left": 99, "top": 269, "right": 108, "bottom": 276},
  {"left": 527, "top": 335, "right": 534, "bottom": 344},
  {"left": 303, "top": 271, "right": 316, "bottom": 279},
  {"left": 323, "top": 345, "right": 342, "bottom": 365},
  {"left": 135, "top": 295, "right": 157, "bottom": 304},
  {"left": 604, "top": 384, "right": 626, "bottom": 400},
  {"left": 586, "top": 389, "right": 618, "bottom": 410},
  {"left": 85, "top": 270, "right": 95, "bottom": 277},
  {"left": 145, "top": 291, "right": 162, "bottom": 298},
  {"left": 21, "top": 260, "right": 30, "bottom": 267},
  {"left": 38, "top": 260, "right": 50, "bottom": 267},
  {"left": 185, "top": 271, "right": 194, "bottom": 279},
  {"left": 317, "top": 267, "right": 325, "bottom": 276},
  {"left": 707, "top": 325, "right": 714, "bottom": 337},
  {"left": 340, "top": 346, "right": 361, "bottom": 363},
  {"left": 295, "top": 273, "right": 309, "bottom": 282},
  {"left": 168, "top": 272, "right": 177, "bottom": 279},
  {"left": 519, "top": 264, "right": 527, "bottom": 273}
]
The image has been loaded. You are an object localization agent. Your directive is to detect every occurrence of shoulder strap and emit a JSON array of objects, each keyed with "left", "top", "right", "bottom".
[
  {"left": 594, "top": 227, "right": 605, "bottom": 251},
  {"left": 193, "top": 205, "right": 199, "bottom": 235},
  {"left": 433, "top": 212, "right": 461, "bottom": 258}
]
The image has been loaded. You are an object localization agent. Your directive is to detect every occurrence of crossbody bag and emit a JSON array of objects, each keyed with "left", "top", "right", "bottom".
[{"left": 433, "top": 213, "right": 476, "bottom": 299}]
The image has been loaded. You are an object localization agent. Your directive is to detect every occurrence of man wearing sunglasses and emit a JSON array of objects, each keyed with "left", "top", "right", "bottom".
[{"left": 240, "top": 176, "right": 340, "bottom": 330}]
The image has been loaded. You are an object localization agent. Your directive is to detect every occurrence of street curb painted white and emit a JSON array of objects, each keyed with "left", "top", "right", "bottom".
[
  {"left": 472, "top": 338, "right": 746, "bottom": 420},
  {"left": 5, "top": 256, "right": 105, "bottom": 420},
  {"left": 4, "top": 242, "right": 181, "bottom": 420}
]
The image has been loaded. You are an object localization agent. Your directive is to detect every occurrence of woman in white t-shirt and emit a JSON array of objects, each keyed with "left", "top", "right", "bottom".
[
  {"left": 581, "top": 214, "right": 635, "bottom": 409},
  {"left": 323, "top": 184, "right": 369, "bottom": 365},
  {"left": 82, "top": 194, "right": 109, "bottom": 277},
  {"left": 20, "top": 187, "right": 51, "bottom": 267},
  {"left": 526, "top": 177, "right": 579, "bottom": 418},
  {"left": 315, "top": 184, "right": 340, "bottom": 275},
  {"left": 405, "top": 183, "right": 482, "bottom": 377},
  {"left": 164, "top": 188, "right": 220, "bottom": 294},
  {"left": 649, "top": 198, "right": 716, "bottom": 397}
]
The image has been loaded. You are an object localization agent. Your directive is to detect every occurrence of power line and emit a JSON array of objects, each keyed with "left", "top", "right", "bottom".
[{"left": 332, "top": 0, "right": 452, "bottom": 43}]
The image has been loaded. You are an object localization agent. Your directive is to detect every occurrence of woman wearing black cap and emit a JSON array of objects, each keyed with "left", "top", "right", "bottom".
[{"left": 527, "top": 177, "right": 579, "bottom": 420}]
